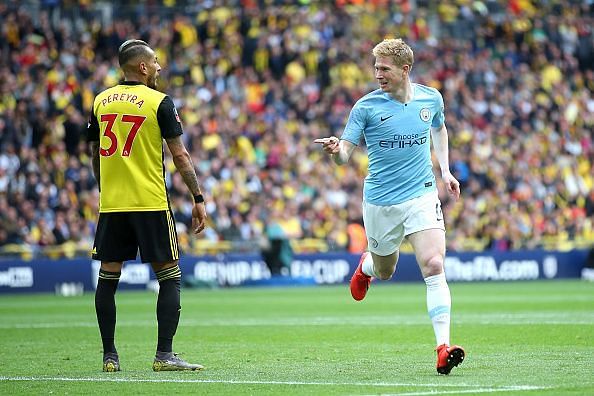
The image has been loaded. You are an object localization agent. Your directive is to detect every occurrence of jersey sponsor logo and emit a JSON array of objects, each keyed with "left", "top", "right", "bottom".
[
  {"left": 380, "top": 114, "right": 394, "bottom": 122},
  {"left": 420, "top": 108, "right": 431, "bottom": 122},
  {"left": 174, "top": 107, "right": 181, "bottom": 123},
  {"left": 379, "top": 133, "right": 427, "bottom": 149}
]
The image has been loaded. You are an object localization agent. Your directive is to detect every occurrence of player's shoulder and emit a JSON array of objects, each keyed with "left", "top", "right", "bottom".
[
  {"left": 134, "top": 84, "right": 168, "bottom": 100},
  {"left": 93, "top": 85, "right": 117, "bottom": 107},
  {"left": 353, "top": 89, "right": 388, "bottom": 108},
  {"left": 413, "top": 83, "right": 442, "bottom": 98},
  {"left": 95, "top": 83, "right": 166, "bottom": 96},
  {"left": 358, "top": 89, "right": 385, "bottom": 102},
  {"left": 94, "top": 84, "right": 118, "bottom": 98}
]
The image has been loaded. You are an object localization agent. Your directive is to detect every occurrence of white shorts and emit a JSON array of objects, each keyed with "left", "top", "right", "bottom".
[{"left": 362, "top": 190, "right": 445, "bottom": 256}]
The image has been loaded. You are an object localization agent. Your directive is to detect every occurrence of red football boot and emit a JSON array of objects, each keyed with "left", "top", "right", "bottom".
[
  {"left": 350, "top": 252, "right": 372, "bottom": 301},
  {"left": 436, "top": 344, "right": 465, "bottom": 375}
]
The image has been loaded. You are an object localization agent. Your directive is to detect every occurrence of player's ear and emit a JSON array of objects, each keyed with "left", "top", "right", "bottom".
[{"left": 138, "top": 61, "right": 148, "bottom": 75}]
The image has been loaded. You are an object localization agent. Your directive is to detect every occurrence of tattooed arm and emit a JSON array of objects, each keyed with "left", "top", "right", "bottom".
[
  {"left": 165, "top": 136, "right": 206, "bottom": 234},
  {"left": 165, "top": 136, "right": 201, "bottom": 196}
]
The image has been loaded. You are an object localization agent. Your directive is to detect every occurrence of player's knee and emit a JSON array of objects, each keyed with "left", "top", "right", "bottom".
[
  {"left": 423, "top": 255, "right": 444, "bottom": 277},
  {"left": 155, "top": 263, "right": 182, "bottom": 283},
  {"left": 101, "top": 261, "right": 123, "bottom": 272}
]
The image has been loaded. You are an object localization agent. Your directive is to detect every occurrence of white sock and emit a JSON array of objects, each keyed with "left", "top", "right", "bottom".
[
  {"left": 361, "top": 253, "right": 378, "bottom": 278},
  {"left": 424, "top": 272, "right": 451, "bottom": 346}
]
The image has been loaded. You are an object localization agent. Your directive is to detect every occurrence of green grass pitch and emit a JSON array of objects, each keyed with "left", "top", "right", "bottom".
[{"left": 0, "top": 280, "right": 593, "bottom": 395}]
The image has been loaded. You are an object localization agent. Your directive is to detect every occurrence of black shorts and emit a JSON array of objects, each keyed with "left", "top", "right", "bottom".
[{"left": 92, "top": 210, "right": 179, "bottom": 263}]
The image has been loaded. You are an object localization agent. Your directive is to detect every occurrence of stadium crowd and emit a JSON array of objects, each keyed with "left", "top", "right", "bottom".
[{"left": 0, "top": 0, "right": 593, "bottom": 256}]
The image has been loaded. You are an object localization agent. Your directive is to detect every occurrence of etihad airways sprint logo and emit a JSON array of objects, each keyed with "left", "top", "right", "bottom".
[{"left": 379, "top": 133, "right": 427, "bottom": 149}]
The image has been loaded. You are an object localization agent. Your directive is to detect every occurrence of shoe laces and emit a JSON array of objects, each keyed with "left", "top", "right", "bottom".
[{"left": 168, "top": 352, "right": 187, "bottom": 363}]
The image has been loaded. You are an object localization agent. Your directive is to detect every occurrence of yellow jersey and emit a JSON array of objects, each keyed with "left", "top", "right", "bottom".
[{"left": 87, "top": 82, "right": 183, "bottom": 212}]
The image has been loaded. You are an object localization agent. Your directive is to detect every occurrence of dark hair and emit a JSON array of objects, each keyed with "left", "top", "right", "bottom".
[{"left": 118, "top": 39, "right": 151, "bottom": 67}]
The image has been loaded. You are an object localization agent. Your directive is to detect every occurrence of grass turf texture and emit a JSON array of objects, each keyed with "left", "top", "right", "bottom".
[{"left": 0, "top": 280, "right": 592, "bottom": 395}]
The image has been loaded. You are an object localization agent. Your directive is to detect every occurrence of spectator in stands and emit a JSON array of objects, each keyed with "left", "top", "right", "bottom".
[{"left": 0, "top": 1, "right": 592, "bottom": 256}]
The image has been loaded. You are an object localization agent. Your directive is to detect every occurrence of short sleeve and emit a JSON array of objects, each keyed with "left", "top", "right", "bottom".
[
  {"left": 341, "top": 103, "right": 367, "bottom": 146},
  {"left": 157, "top": 96, "right": 184, "bottom": 139},
  {"left": 86, "top": 104, "right": 100, "bottom": 142},
  {"left": 432, "top": 90, "right": 445, "bottom": 128}
]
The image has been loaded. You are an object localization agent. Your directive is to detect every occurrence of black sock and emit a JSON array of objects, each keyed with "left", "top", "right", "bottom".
[
  {"left": 95, "top": 269, "right": 121, "bottom": 354},
  {"left": 155, "top": 266, "right": 182, "bottom": 353}
]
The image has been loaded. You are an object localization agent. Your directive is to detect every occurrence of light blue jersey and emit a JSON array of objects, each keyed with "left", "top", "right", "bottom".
[{"left": 341, "top": 83, "right": 445, "bottom": 206}]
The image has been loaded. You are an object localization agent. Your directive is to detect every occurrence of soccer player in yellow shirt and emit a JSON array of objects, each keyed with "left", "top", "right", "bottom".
[{"left": 87, "top": 39, "right": 206, "bottom": 372}]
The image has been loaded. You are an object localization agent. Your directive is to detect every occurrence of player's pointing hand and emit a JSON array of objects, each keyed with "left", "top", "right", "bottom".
[{"left": 314, "top": 136, "right": 340, "bottom": 155}]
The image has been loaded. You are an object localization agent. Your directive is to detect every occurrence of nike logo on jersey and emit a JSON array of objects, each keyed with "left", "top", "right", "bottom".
[{"left": 380, "top": 115, "right": 394, "bottom": 122}]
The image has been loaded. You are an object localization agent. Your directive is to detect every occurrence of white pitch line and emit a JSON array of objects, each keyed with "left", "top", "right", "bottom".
[
  {"left": 0, "top": 376, "right": 547, "bottom": 390},
  {"left": 374, "top": 386, "right": 547, "bottom": 395},
  {"left": 1, "top": 314, "right": 593, "bottom": 329}
]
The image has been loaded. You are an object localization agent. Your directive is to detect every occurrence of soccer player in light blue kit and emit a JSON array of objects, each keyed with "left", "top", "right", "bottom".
[{"left": 315, "top": 38, "right": 465, "bottom": 375}]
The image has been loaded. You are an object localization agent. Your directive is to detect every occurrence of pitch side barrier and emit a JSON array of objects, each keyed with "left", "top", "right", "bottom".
[{"left": 0, "top": 249, "right": 589, "bottom": 294}]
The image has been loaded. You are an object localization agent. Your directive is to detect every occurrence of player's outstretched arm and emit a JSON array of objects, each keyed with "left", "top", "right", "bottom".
[
  {"left": 165, "top": 136, "right": 207, "bottom": 234},
  {"left": 430, "top": 123, "right": 460, "bottom": 200},
  {"left": 314, "top": 137, "right": 356, "bottom": 165}
]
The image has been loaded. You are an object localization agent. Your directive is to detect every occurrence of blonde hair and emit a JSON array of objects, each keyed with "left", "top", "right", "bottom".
[{"left": 372, "top": 39, "right": 414, "bottom": 69}]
